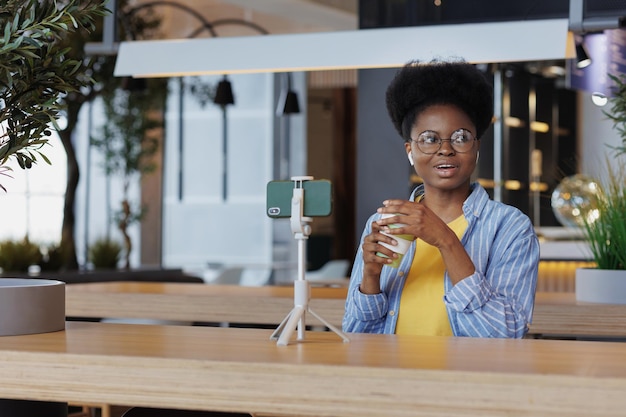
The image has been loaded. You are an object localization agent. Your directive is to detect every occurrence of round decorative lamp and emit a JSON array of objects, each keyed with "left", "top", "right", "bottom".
[{"left": 550, "top": 174, "right": 603, "bottom": 229}]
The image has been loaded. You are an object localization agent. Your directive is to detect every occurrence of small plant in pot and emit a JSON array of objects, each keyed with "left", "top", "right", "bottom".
[
  {"left": 0, "top": 237, "right": 43, "bottom": 274},
  {"left": 88, "top": 237, "right": 123, "bottom": 270},
  {"left": 575, "top": 73, "right": 626, "bottom": 304}
]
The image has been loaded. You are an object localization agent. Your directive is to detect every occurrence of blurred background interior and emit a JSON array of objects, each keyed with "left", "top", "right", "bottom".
[{"left": 2, "top": 0, "right": 625, "bottom": 289}]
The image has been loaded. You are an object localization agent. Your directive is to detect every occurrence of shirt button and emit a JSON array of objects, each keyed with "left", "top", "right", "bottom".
[
  {"left": 398, "top": 271, "right": 404, "bottom": 276},
  {"left": 389, "top": 310, "right": 395, "bottom": 316}
]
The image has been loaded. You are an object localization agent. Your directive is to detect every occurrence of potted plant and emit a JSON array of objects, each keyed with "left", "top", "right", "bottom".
[
  {"left": 575, "top": 73, "right": 626, "bottom": 304},
  {"left": 88, "top": 237, "right": 123, "bottom": 270},
  {"left": 0, "top": 237, "right": 43, "bottom": 274}
]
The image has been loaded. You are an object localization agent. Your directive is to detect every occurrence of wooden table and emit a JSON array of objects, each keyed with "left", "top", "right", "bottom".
[
  {"left": 2, "top": 321, "right": 626, "bottom": 417},
  {"left": 65, "top": 282, "right": 626, "bottom": 338},
  {"left": 66, "top": 281, "right": 347, "bottom": 328},
  {"left": 531, "top": 292, "right": 626, "bottom": 338}
]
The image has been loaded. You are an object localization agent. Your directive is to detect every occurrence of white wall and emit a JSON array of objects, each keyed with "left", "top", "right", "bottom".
[{"left": 579, "top": 91, "right": 623, "bottom": 178}]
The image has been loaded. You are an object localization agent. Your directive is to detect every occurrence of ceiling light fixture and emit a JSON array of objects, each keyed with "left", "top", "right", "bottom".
[
  {"left": 575, "top": 38, "right": 592, "bottom": 69},
  {"left": 213, "top": 75, "right": 235, "bottom": 106},
  {"left": 276, "top": 73, "right": 300, "bottom": 115},
  {"left": 591, "top": 92, "right": 608, "bottom": 106},
  {"left": 114, "top": 19, "right": 572, "bottom": 78}
]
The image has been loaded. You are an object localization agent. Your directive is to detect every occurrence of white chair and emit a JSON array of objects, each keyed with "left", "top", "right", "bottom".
[
  {"left": 306, "top": 259, "right": 350, "bottom": 283},
  {"left": 212, "top": 267, "right": 245, "bottom": 285},
  {"left": 239, "top": 268, "right": 271, "bottom": 286},
  {"left": 211, "top": 267, "right": 271, "bottom": 286}
]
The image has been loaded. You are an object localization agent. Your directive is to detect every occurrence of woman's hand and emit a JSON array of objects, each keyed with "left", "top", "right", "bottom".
[
  {"left": 376, "top": 199, "right": 450, "bottom": 248},
  {"left": 359, "top": 221, "right": 399, "bottom": 294},
  {"left": 376, "top": 199, "right": 476, "bottom": 284}
]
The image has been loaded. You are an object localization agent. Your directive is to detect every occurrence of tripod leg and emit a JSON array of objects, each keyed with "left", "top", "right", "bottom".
[
  {"left": 270, "top": 308, "right": 295, "bottom": 341},
  {"left": 274, "top": 306, "right": 306, "bottom": 346},
  {"left": 307, "top": 308, "right": 350, "bottom": 343}
]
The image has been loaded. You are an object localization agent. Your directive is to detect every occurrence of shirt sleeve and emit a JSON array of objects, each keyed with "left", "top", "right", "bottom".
[
  {"left": 342, "top": 214, "right": 390, "bottom": 334},
  {"left": 444, "top": 211, "right": 539, "bottom": 338}
]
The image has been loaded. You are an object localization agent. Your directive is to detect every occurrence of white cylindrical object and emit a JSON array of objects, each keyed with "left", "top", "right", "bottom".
[
  {"left": 0, "top": 278, "right": 65, "bottom": 336},
  {"left": 294, "top": 279, "right": 310, "bottom": 307},
  {"left": 376, "top": 213, "right": 415, "bottom": 268},
  {"left": 379, "top": 213, "right": 413, "bottom": 255},
  {"left": 378, "top": 232, "right": 413, "bottom": 255}
]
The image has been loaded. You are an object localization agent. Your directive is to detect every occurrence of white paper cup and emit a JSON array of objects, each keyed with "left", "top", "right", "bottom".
[{"left": 376, "top": 213, "right": 414, "bottom": 268}]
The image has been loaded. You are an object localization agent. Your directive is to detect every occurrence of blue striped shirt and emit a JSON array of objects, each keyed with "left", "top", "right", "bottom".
[{"left": 343, "top": 183, "right": 539, "bottom": 338}]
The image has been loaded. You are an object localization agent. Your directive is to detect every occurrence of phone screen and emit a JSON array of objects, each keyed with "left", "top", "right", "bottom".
[{"left": 266, "top": 180, "right": 332, "bottom": 218}]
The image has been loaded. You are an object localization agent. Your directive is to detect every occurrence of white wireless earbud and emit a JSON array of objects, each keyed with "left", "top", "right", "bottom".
[
  {"left": 476, "top": 151, "right": 480, "bottom": 164},
  {"left": 407, "top": 152, "right": 414, "bottom": 166}
]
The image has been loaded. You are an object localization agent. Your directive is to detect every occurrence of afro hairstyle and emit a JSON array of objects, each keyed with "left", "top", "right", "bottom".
[{"left": 385, "top": 59, "right": 493, "bottom": 142}]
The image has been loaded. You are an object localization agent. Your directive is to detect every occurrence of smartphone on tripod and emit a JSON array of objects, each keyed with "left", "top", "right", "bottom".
[{"left": 266, "top": 179, "right": 332, "bottom": 218}]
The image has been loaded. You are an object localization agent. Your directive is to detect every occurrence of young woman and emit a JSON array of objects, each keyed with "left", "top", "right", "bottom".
[{"left": 343, "top": 60, "right": 539, "bottom": 338}]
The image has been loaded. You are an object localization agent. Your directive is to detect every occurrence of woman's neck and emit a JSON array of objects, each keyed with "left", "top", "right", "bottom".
[{"left": 421, "top": 185, "right": 470, "bottom": 223}]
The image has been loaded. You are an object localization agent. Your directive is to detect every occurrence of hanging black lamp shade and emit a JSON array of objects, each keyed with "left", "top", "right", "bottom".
[
  {"left": 276, "top": 72, "right": 300, "bottom": 115},
  {"left": 282, "top": 90, "right": 300, "bottom": 114},
  {"left": 276, "top": 89, "right": 300, "bottom": 115},
  {"left": 214, "top": 75, "right": 235, "bottom": 106},
  {"left": 575, "top": 41, "right": 591, "bottom": 69}
]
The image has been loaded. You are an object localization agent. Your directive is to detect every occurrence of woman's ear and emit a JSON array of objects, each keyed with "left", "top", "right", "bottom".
[{"left": 405, "top": 142, "right": 414, "bottom": 166}]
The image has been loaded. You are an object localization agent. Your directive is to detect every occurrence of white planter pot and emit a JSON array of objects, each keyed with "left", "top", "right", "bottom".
[
  {"left": 0, "top": 278, "right": 65, "bottom": 336},
  {"left": 0, "top": 278, "right": 67, "bottom": 416},
  {"left": 575, "top": 268, "right": 626, "bottom": 304}
]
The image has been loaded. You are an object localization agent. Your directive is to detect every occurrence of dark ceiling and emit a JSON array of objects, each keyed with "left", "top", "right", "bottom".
[{"left": 359, "top": 0, "right": 626, "bottom": 29}]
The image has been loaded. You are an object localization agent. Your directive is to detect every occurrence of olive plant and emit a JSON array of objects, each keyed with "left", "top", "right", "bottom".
[{"left": 0, "top": 0, "right": 108, "bottom": 190}]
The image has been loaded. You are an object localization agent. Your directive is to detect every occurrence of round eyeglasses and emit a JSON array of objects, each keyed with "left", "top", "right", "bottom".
[{"left": 411, "top": 129, "right": 477, "bottom": 154}]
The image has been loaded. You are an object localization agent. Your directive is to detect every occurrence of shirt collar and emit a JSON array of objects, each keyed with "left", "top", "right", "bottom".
[{"left": 408, "top": 182, "right": 489, "bottom": 220}]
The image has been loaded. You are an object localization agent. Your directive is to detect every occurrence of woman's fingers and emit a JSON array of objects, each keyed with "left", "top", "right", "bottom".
[{"left": 363, "top": 231, "right": 397, "bottom": 264}]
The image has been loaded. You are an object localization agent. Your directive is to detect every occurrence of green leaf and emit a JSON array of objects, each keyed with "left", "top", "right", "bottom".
[
  {"left": 39, "top": 152, "right": 51, "bottom": 165},
  {"left": 4, "top": 21, "right": 11, "bottom": 41},
  {"left": 11, "top": 8, "right": 20, "bottom": 31}
]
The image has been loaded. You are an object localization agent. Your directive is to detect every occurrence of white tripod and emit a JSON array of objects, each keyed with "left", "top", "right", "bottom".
[{"left": 270, "top": 176, "right": 350, "bottom": 346}]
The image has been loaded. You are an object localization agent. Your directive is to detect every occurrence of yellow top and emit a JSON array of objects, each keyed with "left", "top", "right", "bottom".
[{"left": 395, "top": 214, "right": 468, "bottom": 336}]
